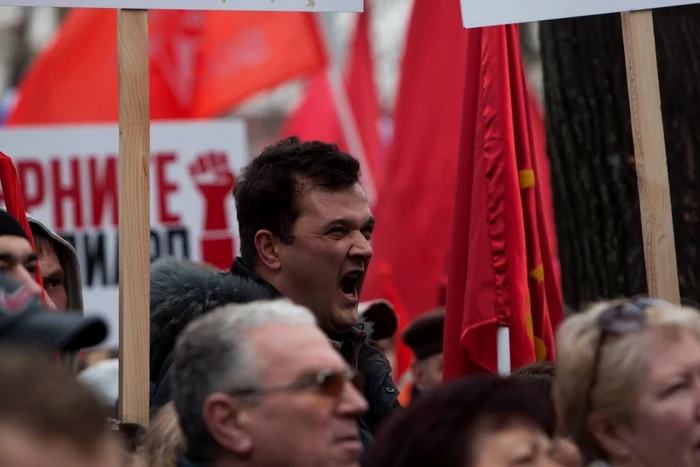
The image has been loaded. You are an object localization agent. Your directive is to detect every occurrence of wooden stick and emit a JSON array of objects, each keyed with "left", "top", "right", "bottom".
[
  {"left": 621, "top": 10, "right": 680, "bottom": 304},
  {"left": 117, "top": 8, "right": 150, "bottom": 427}
]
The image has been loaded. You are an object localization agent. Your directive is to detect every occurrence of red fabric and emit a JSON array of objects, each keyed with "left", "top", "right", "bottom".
[
  {"left": 443, "top": 25, "right": 561, "bottom": 381},
  {"left": 376, "top": 264, "right": 413, "bottom": 379},
  {"left": 8, "top": 9, "right": 326, "bottom": 123},
  {"left": 361, "top": 0, "right": 468, "bottom": 354},
  {"left": 280, "top": 2, "right": 380, "bottom": 181},
  {"left": 0, "top": 153, "right": 42, "bottom": 288}
]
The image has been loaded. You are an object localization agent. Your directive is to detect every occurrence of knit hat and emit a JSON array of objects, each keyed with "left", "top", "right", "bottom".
[
  {"left": 402, "top": 307, "right": 445, "bottom": 360},
  {"left": 0, "top": 210, "right": 28, "bottom": 239}
]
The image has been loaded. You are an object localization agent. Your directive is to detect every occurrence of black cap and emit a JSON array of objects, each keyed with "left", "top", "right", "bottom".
[
  {"left": 0, "top": 273, "right": 107, "bottom": 351},
  {"left": 359, "top": 299, "right": 397, "bottom": 341},
  {"left": 402, "top": 307, "right": 445, "bottom": 360},
  {"left": 0, "top": 210, "right": 28, "bottom": 239}
]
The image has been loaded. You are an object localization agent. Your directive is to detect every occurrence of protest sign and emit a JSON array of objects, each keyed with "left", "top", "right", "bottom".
[
  {"left": 0, "top": 120, "right": 248, "bottom": 348},
  {"left": 459, "top": 0, "right": 699, "bottom": 28},
  {"left": 0, "top": 0, "right": 363, "bottom": 11}
]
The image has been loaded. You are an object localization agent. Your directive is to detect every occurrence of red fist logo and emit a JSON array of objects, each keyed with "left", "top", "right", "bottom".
[{"left": 188, "top": 151, "right": 236, "bottom": 269}]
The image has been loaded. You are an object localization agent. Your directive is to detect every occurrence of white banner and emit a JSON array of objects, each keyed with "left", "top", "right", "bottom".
[
  {"left": 0, "top": 121, "right": 248, "bottom": 348},
  {"left": 460, "top": 0, "right": 700, "bottom": 28},
  {"left": 0, "top": 0, "right": 362, "bottom": 10}
]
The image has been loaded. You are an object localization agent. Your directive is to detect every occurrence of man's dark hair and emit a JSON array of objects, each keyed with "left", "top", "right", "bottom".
[
  {"left": 233, "top": 136, "right": 361, "bottom": 266},
  {"left": 0, "top": 348, "right": 111, "bottom": 455},
  {"left": 366, "top": 375, "right": 554, "bottom": 467}
]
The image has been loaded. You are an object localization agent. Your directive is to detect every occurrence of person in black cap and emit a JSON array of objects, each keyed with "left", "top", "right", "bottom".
[
  {"left": 0, "top": 271, "right": 107, "bottom": 352},
  {"left": 401, "top": 307, "right": 445, "bottom": 404},
  {"left": 0, "top": 210, "right": 45, "bottom": 299}
]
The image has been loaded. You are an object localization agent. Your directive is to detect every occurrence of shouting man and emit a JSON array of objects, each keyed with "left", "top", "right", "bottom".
[{"left": 231, "top": 137, "right": 399, "bottom": 449}]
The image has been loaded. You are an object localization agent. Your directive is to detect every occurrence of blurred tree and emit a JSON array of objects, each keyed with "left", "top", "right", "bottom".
[{"left": 539, "top": 5, "right": 700, "bottom": 309}]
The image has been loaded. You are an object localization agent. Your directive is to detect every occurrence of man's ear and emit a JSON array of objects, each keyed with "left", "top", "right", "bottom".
[
  {"left": 254, "top": 230, "right": 281, "bottom": 271},
  {"left": 202, "top": 393, "right": 254, "bottom": 456},
  {"left": 588, "top": 413, "right": 632, "bottom": 462}
]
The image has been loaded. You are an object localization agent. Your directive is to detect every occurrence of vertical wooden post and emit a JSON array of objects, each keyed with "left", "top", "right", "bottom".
[
  {"left": 621, "top": 10, "right": 680, "bottom": 304},
  {"left": 117, "top": 8, "right": 150, "bottom": 427}
]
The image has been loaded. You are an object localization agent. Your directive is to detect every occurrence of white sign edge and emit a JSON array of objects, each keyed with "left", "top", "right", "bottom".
[
  {"left": 460, "top": 0, "right": 700, "bottom": 28},
  {"left": 0, "top": 0, "right": 363, "bottom": 11}
]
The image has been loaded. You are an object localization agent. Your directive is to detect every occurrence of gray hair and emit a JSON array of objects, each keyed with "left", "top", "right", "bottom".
[{"left": 171, "top": 299, "right": 317, "bottom": 462}]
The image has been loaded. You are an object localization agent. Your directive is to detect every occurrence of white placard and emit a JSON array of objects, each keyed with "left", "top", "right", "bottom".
[
  {"left": 0, "top": 0, "right": 362, "bottom": 10},
  {"left": 460, "top": 0, "right": 699, "bottom": 28},
  {"left": 0, "top": 120, "right": 249, "bottom": 348}
]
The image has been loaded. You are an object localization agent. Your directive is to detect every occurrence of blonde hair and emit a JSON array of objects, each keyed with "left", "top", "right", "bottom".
[
  {"left": 137, "top": 402, "right": 185, "bottom": 467},
  {"left": 554, "top": 299, "right": 700, "bottom": 459}
]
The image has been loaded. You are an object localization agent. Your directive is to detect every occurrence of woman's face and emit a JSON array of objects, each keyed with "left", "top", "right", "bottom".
[
  {"left": 472, "top": 419, "right": 575, "bottom": 467},
  {"left": 611, "top": 330, "right": 700, "bottom": 467}
]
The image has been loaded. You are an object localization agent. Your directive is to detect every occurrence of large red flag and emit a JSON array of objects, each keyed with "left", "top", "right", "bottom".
[
  {"left": 360, "top": 0, "right": 468, "bottom": 379},
  {"left": 8, "top": 9, "right": 326, "bottom": 124},
  {"left": 279, "top": 4, "right": 380, "bottom": 198},
  {"left": 443, "top": 25, "right": 562, "bottom": 381}
]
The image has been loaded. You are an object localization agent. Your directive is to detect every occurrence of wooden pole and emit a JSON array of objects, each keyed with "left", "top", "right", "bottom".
[
  {"left": 621, "top": 10, "right": 680, "bottom": 304},
  {"left": 117, "top": 8, "right": 150, "bottom": 427}
]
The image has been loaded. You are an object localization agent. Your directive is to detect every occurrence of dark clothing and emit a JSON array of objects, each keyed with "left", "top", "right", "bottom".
[
  {"left": 149, "top": 257, "right": 400, "bottom": 455},
  {"left": 149, "top": 258, "right": 275, "bottom": 412},
  {"left": 231, "top": 258, "right": 402, "bottom": 452},
  {"left": 176, "top": 456, "right": 209, "bottom": 467}
]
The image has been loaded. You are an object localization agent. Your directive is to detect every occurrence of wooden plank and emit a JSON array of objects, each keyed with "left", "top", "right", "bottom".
[
  {"left": 0, "top": 0, "right": 363, "bottom": 10},
  {"left": 117, "top": 8, "right": 150, "bottom": 427},
  {"left": 621, "top": 10, "right": 680, "bottom": 304}
]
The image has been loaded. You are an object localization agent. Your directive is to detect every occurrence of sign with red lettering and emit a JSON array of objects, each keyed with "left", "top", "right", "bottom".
[
  {"left": 0, "top": 121, "right": 248, "bottom": 348},
  {"left": 460, "top": 0, "right": 700, "bottom": 28},
  {"left": 0, "top": 0, "right": 362, "bottom": 11}
]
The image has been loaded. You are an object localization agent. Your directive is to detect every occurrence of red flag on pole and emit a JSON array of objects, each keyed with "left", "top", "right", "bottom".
[
  {"left": 8, "top": 9, "right": 326, "bottom": 124},
  {"left": 443, "top": 25, "right": 562, "bottom": 382},
  {"left": 360, "top": 0, "right": 468, "bottom": 380},
  {"left": 279, "top": 3, "right": 380, "bottom": 201}
]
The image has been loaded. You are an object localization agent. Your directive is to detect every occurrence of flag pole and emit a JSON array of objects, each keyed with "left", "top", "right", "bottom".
[
  {"left": 496, "top": 326, "right": 511, "bottom": 375},
  {"left": 313, "top": 11, "right": 377, "bottom": 206}
]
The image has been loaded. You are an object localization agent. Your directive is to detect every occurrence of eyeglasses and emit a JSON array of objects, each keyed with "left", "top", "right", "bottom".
[
  {"left": 576, "top": 296, "right": 668, "bottom": 439},
  {"left": 228, "top": 368, "right": 360, "bottom": 399}
]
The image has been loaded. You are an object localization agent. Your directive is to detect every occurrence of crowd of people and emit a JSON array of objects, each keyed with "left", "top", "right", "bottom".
[{"left": 0, "top": 137, "right": 698, "bottom": 467}]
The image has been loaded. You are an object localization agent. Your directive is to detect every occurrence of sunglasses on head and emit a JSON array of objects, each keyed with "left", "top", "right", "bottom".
[
  {"left": 229, "top": 368, "right": 360, "bottom": 399},
  {"left": 575, "top": 296, "right": 669, "bottom": 439}
]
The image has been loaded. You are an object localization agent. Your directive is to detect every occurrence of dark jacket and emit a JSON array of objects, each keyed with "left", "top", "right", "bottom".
[
  {"left": 231, "top": 258, "right": 401, "bottom": 453},
  {"left": 149, "top": 257, "right": 401, "bottom": 454},
  {"left": 149, "top": 258, "right": 274, "bottom": 411}
]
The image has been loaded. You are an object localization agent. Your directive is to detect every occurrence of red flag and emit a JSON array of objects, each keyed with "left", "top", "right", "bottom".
[
  {"left": 0, "top": 153, "right": 42, "bottom": 288},
  {"left": 8, "top": 9, "right": 326, "bottom": 124},
  {"left": 443, "top": 25, "right": 562, "bottom": 381},
  {"left": 360, "top": 0, "right": 468, "bottom": 379},
  {"left": 280, "top": 4, "right": 380, "bottom": 199}
]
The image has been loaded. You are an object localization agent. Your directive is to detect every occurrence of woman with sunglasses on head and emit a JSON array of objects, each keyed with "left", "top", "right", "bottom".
[{"left": 555, "top": 297, "right": 700, "bottom": 467}]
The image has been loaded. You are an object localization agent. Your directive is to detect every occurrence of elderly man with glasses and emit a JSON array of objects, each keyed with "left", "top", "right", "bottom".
[{"left": 171, "top": 299, "right": 368, "bottom": 467}]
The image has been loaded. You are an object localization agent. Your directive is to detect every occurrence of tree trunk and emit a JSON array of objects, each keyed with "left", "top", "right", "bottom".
[{"left": 539, "top": 6, "right": 700, "bottom": 309}]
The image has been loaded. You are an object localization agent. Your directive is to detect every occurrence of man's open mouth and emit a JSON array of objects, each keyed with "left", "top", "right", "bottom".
[{"left": 340, "top": 271, "right": 362, "bottom": 298}]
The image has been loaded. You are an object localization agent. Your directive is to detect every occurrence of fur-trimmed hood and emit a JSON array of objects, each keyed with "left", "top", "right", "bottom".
[{"left": 150, "top": 258, "right": 274, "bottom": 385}]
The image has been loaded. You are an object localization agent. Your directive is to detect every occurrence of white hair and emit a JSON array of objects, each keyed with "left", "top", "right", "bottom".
[{"left": 171, "top": 299, "right": 317, "bottom": 461}]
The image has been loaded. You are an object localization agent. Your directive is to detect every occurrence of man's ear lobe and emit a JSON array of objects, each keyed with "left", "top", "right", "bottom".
[
  {"left": 202, "top": 393, "right": 254, "bottom": 456},
  {"left": 254, "top": 230, "right": 281, "bottom": 271}
]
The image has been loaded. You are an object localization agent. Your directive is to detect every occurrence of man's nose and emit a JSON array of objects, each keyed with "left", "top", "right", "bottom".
[
  {"left": 11, "top": 266, "right": 43, "bottom": 296},
  {"left": 349, "top": 233, "right": 373, "bottom": 261},
  {"left": 337, "top": 381, "right": 369, "bottom": 417}
]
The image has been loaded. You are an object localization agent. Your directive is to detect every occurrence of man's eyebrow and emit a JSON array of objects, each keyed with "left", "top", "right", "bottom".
[
  {"left": 364, "top": 217, "right": 376, "bottom": 230},
  {"left": 0, "top": 252, "right": 37, "bottom": 263}
]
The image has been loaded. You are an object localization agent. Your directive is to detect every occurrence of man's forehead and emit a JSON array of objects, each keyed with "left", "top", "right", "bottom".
[
  {"left": 0, "top": 236, "right": 35, "bottom": 258},
  {"left": 298, "top": 183, "right": 371, "bottom": 219},
  {"left": 248, "top": 323, "right": 345, "bottom": 377}
]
